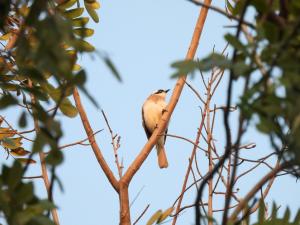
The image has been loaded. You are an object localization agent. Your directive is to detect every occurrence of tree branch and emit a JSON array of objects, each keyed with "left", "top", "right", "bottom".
[
  {"left": 229, "top": 163, "right": 288, "bottom": 222},
  {"left": 73, "top": 87, "right": 119, "bottom": 192}
]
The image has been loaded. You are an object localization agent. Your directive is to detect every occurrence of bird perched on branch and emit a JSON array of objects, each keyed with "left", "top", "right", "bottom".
[{"left": 142, "top": 89, "right": 169, "bottom": 168}]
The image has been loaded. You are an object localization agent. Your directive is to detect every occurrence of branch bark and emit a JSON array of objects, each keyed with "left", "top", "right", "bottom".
[{"left": 73, "top": 87, "right": 119, "bottom": 192}]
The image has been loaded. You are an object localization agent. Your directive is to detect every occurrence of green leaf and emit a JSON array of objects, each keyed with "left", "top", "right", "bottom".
[
  {"left": 171, "top": 54, "right": 231, "bottom": 78},
  {"left": 14, "top": 182, "right": 34, "bottom": 204},
  {"left": 271, "top": 202, "right": 278, "bottom": 219},
  {"left": 59, "top": 97, "right": 78, "bottom": 117},
  {"left": 78, "top": 85, "right": 99, "bottom": 108},
  {"left": 18, "top": 111, "right": 27, "bottom": 128},
  {"left": 146, "top": 210, "right": 162, "bottom": 225},
  {"left": 225, "top": 0, "right": 234, "bottom": 14},
  {"left": 57, "top": 0, "right": 77, "bottom": 10},
  {"left": 29, "top": 216, "right": 56, "bottom": 225},
  {"left": 258, "top": 200, "right": 265, "bottom": 222},
  {"left": 249, "top": 0, "right": 268, "bottom": 12},
  {"left": 0, "top": 94, "right": 18, "bottom": 109},
  {"left": 103, "top": 56, "right": 122, "bottom": 82},
  {"left": 72, "top": 17, "right": 90, "bottom": 27},
  {"left": 73, "top": 28, "right": 94, "bottom": 37},
  {"left": 157, "top": 207, "right": 174, "bottom": 223},
  {"left": 6, "top": 161, "right": 23, "bottom": 190},
  {"left": 283, "top": 207, "right": 291, "bottom": 223},
  {"left": 42, "top": 82, "right": 78, "bottom": 117},
  {"left": 16, "top": 200, "right": 55, "bottom": 224},
  {"left": 73, "top": 70, "right": 87, "bottom": 85},
  {"left": 64, "top": 8, "right": 84, "bottom": 19},
  {"left": 46, "top": 149, "right": 63, "bottom": 165},
  {"left": 225, "top": 33, "right": 247, "bottom": 55},
  {"left": 74, "top": 39, "right": 95, "bottom": 52},
  {"left": 293, "top": 209, "right": 300, "bottom": 225},
  {"left": 171, "top": 59, "right": 198, "bottom": 78}
]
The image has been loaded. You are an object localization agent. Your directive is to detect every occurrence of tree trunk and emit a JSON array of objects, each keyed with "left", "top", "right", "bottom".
[{"left": 119, "top": 181, "right": 131, "bottom": 225}]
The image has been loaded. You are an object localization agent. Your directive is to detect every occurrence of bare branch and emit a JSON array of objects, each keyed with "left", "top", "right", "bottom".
[
  {"left": 73, "top": 88, "right": 119, "bottom": 192},
  {"left": 101, "top": 110, "right": 123, "bottom": 178}
]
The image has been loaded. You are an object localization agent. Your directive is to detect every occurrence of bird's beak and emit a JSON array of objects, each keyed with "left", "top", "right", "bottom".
[{"left": 165, "top": 89, "right": 170, "bottom": 93}]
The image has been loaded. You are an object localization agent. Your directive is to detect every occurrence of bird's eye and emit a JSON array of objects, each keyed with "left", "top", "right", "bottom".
[{"left": 155, "top": 89, "right": 164, "bottom": 94}]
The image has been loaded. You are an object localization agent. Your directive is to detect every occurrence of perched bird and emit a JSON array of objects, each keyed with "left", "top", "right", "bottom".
[{"left": 142, "top": 89, "right": 169, "bottom": 168}]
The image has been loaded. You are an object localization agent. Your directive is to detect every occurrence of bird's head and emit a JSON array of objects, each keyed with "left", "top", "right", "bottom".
[{"left": 151, "top": 89, "right": 170, "bottom": 98}]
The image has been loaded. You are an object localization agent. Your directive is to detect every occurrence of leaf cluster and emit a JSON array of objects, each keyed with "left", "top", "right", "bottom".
[
  {"left": 0, "top": 0, "right": 101, "bottom": 223},
  {"left": 0, "top": 161, "right": 55, "bottom": 225}
]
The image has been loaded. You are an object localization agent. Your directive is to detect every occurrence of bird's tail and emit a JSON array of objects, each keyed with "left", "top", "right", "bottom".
[{"left": 156, "top": 141, "right": 168, "bottom": 169}]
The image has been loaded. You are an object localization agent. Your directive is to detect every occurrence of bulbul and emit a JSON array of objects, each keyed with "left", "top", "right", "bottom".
[{"left": 142, "top": 89, "right": 169, "bottom": 169}]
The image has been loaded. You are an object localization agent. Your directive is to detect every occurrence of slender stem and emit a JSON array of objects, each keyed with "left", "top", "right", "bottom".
[
  {"left": 206, "top": 81, "right": 213, "bottom": 225},
  {"left": 101, "top": 110, "right": 123, "bottom": 178},
  {"left": 133, "top": 204, "right": 150, "bottom": 225},
  {"left": 229, "top": 163, "right": 287, "bottom": 222},
  {"left": 29, "top": 80, "right": 60, "bottom": 225}
]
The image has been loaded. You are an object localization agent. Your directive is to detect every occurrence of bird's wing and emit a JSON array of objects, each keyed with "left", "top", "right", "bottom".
[{"left": 142, "top": 107, "right": 151, "bottom": 139}]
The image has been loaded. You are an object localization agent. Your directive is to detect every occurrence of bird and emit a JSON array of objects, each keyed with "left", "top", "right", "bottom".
[{"left": 142, "top": 89, "right": 169, "bottom": 169}]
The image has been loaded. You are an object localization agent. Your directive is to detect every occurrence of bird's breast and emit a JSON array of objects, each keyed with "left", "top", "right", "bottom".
[{"left": 143, "top": 100, "right": 166, "bottom": 132}]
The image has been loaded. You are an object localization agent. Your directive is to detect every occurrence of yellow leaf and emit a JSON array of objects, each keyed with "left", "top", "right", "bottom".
[
  {"left": 2, "top": 137, "right": 22, "bottom": 149},
  {"left": 73, "top": 64, "right": 81, "bottom": 71},
  {"left": 10, "top": 147, "right": 30, "bottom": 156},
  {"left": 0, "top": 33, "right": 11, "bottom": 41},
  {"left": 75, "top": 39, "right": 95, "bottom": 52},
  {"left": 84, "top": 1, "right": 99, "bottom": 23},
  {"left": 72, "top": 17, "right": 90, "bottom": 27},
  {"left": 57, "top": 0, "right": 77, "bottom": 10},
  {"left": 89, "top": 1, "right": 100, "bottom": 9},
  {"left": 157, "top": 207, "right": 174, "bottom": 223},
  {"left": 19, "top": 5, "right": 30, "bottom": 16},
  {"left": 146, "top": 210, "right": 162, "bottom": 225},
  {"left": 64, "top": 8, "right": 84, "bottom": 19},
  {"left": 73, "top": 28, "right": 94, "bottom": 37},
  {"left": 0, "top": 127, "right": 15, "bottom": 140}
]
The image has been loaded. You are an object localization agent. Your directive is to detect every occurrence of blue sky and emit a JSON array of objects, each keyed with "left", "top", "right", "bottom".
[{"left": 1, "top": 0, "right": 300, "bottom": 225}]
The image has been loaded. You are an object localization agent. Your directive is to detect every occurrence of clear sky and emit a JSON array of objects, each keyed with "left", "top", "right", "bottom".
[{"left": 1, "top": 0, "right": 300, "bottom": 225}]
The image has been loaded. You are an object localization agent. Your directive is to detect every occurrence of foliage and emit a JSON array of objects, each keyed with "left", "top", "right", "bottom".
[
  {"left": 0, "top": 0, "right": 109, "bottom": 224},
  {"left": 0, "top": 161, "right": 55, "bottom": 225},
  {"left": 251, "top": 201, "right": 300, "bottom": 225},
  {"left": 171, "top": 1, "right": 300, "bottom": 166}
]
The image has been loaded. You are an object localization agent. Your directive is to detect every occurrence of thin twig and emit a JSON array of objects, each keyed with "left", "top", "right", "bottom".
[
  {"left": 133, "top": 204, "right": 150, "bottom": 225},
  {"left": 101, "top": 110, "right": 123, "bottom": 178},
  {"left": 187, "top": 0, "right": 255, "bottom": 29}
]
